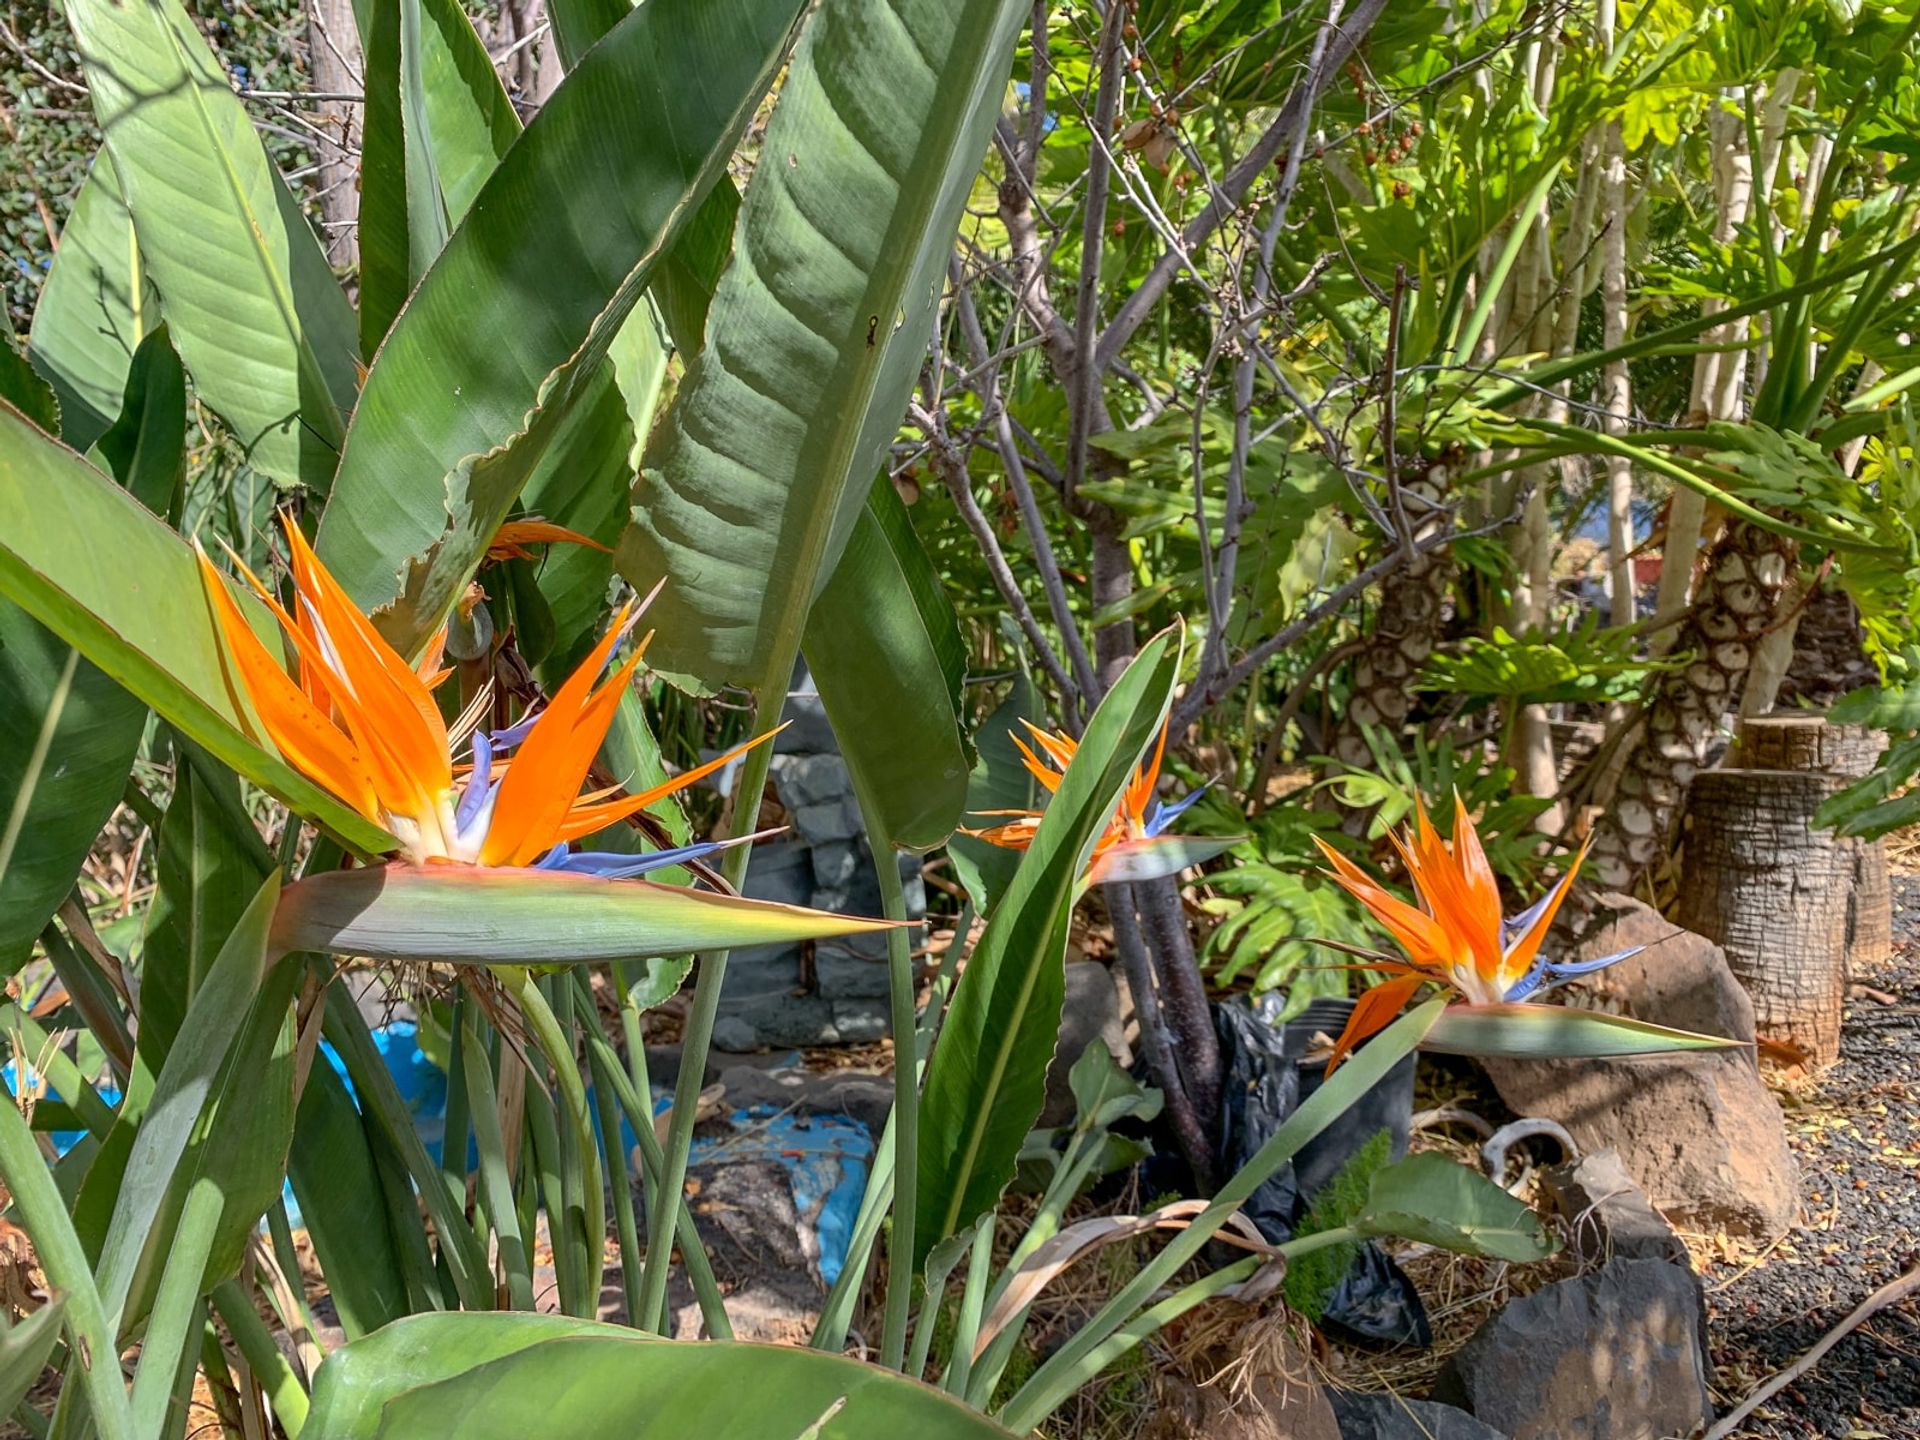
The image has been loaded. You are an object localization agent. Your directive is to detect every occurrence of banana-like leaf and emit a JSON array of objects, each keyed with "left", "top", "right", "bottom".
[
  {"left": 96, "top": 871, "right": 298, "bottom": 1336},
  {"left": 0, "top": 334, "right": 182, "bottom": 966},
  {"left": 805, "top": 478, "right": 972, "bottom": 850},
  {"left": 26, "top": 151, "right": 159, "bottom": 452},
  {"left": 1353, "top": 1152, "right": 1556, "bottom": 1262},
  {"left": 1418, "top": 1004, "right": 1745, "bottom": 1059},
  {"left": 307, "top": 1313, "right": 1017, "bottom": 1438},
  {"left": 616, "top": 0, "right": 1030, "bottom": 687},
  {"left": 0, "top": 1294, "right": 67, "bottom": 1418},
  {"left": 316, "top": 0, "right": 805, "bottom": 654},
  {"left": 358, "top": 0, "right": 519, "bottom": 356},
  {"left": 0, "top": 404, "right": 394, "bottom": 854},
  {"left": 915, "top": 630, "right": 1181, "bottom": 1273},
  {"left": 62, "top": 0, "right": 358, "bottom": 488},
  {"left": 269, "top": 863, "right": 901, "bottom": 964},
  {"left": 948, "top": 677, "right": 1038, "bottom": 915}
]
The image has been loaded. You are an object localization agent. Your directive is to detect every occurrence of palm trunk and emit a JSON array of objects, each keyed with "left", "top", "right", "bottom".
[
  {"left": 1598, "top": 0, "right": 1636, "bottom": 626},
  {"left": 1589, "top": 518, "right": 1798, "bottom": 888},
  {"left": 304, "top": 0, "right": 363, "bottom": 270}
]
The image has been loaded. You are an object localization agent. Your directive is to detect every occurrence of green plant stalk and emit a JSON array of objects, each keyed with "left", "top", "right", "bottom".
[
  {"left": 520, "top": 1033, "right": 574, "bottom": 1311},
  {"left": 999, "top": 1000, "right": 1443, "bottom": 1431},
  {"left": 11, "top": 1400, "right": 49, "bottom": 1439},
  {"left": 569, "top": 976, "right": 731, "bottom": 1338},
  {"left": 0, "top": 1007, "right": 117, "bottom": 1139},
  {"left": 546, "top": 973, "right": 601, "bottom": 1312},
  {"left": 367, "top": 1119, "right": 447, "bottom": 1315},
  {"left": 941, "top": 1219, "right": 996, "bottom": 1396},
  {"left": 460, "top": 1004, "right": 534, "bottom": 1310},
  {"left": 850, "top": 781, "right": 920, "bottom": 1372},
  {"left": 0, "top": 1099, "right": 135, "bottom": 1440},
  {"left": 963, "top": 1128, "right": 1109, "bottom": 1407},
  {"left": 441, "top": 988, "right": 471, "bottom": 1201},
  {"left": 1786, "top": 224, "right": 1917, "bottom": 435},
  {"left": 210, "top": 1280, "right": 309, "bottom": 1437},
  {"left": 1448, "top": 167, "right": 1556, "bottom": 367},
  {"left": 129, "top": 1180, "right": 221, "bottom": 1436},
  {"left": 323, "top": 990, "right": 491, "bottom": 1307},
  {"left": 266, "top": 1200, "right": 322, "bottom": 1353},
  {"left": 636, "top": 689, "right": 783, "bottom": 1332},
  {"left": 37, "top": 921, "right": 134, "bottom": 1081},
  {"left": 589, "top": 1029, "right": 646, "bottom": 1328}
]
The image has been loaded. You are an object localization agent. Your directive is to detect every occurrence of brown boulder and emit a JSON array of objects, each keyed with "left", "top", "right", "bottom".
[{"left": 1483, "top": 894, "right": 1799, "bottom": 1240}]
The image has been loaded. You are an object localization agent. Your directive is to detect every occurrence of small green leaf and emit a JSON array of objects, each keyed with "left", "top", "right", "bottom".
[
  {"left": 0, "top": 1294, "right": 67, "bottom": 1418},
  {"left": 948, "top": 677, "right": 1039, "bottom": 915},
  {"left": 1354, "top": 1151, "right": 1556, "bottom": 1261}
]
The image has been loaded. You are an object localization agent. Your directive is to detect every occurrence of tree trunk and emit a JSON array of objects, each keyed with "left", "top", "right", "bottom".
[
  {"left": 1597, "top": 0, "right": 1636, "bottom": 628},
  {"left": 304, "top": 0, "right": 363, "bottom": 271},
  {"left": 1733, "top": 713, "right": 1893, "bottom": 969},
  {"left": 1675, "top": 768, "right": 1850, "bottom": 1066},
  {"left": 1589, "top": 518, "right": 1797, "bottom": 888}
]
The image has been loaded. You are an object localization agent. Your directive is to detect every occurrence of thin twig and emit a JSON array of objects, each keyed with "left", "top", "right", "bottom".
[{"left": 1703, "top": 1263, "right": 1920, "bottom": 1440}]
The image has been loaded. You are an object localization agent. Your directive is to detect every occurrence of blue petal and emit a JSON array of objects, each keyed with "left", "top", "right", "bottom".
[
  {"left": 1144, "top": 783, "right": 1211, "bottom": 838},
  {"left": 546, "top": 838, "right": 736, "bottom": 880},
  {"left": 456, "top": 731, "right": 496, "bottom": 832},
  {"left": 1501, "top": 890, "right": 1556, "bottom": 944},
  {"left": 1544, "top": 943, "right": 1647, "bottom": 978}
]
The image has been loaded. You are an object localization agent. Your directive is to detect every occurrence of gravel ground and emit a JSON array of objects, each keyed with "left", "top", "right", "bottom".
[{"left": 1697, "top": 874, "right": 1920, "bottom": 1439}]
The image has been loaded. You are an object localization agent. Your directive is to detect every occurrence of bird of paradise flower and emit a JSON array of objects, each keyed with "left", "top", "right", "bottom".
[
  {"left": 196, "top": 514, "right": 773, "bottom": 879},
  {"left": 1310, "top": 796, "right": 1642, "bottom": 1070},
  {"left": 962, "top": 720, "right": 1238, "bottom": 885}
]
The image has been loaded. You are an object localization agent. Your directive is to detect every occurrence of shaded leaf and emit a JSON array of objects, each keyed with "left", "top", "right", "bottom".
[
  {"left": 1418, "top": 1004, "right": 1744, "bottom": 1059},
  {"left": 1354, "top": 1151, "right": 1556, "bottom": 1262}
]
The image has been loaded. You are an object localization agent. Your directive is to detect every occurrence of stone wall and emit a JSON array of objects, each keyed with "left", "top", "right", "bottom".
[{"left": 712, "top": 674, "right": 926, "bottom": 1052}]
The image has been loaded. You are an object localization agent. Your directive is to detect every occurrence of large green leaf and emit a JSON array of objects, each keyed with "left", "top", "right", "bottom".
[
  {"left": 805, "top": 479, "right": 972, "bottom": 850},
  {"left": 914, "top": 631, "right": 1181, "bottom": 1272},
  {"left": 1353, "top": 1152, "right": 1556, "bottom": 1262},
  {"left": 0, "top": 403, "right": 393, "bottom": 854},
  {"left": 62, "top": 0, "right": 357, "bottom": 488},
  {"left": 615, "top": 0, "right": 1029, "bottom": 688},
  {"left": 269, "top": 863, "right": 901, "bottom": 964},
  {"left": 1418, "top": 1004, "right": 1744, "bottom": 1058},
  {"left": 358, "top": 0, "right": 520, "bottom": 356},
  {"left": 947, "top": 676, "right": 1039, "bottom": 915},
  {"left": 307, "top": 1313, "right": 1017, "bottom": 1438},
  {"left": 315, "top": 0, "right": 806, "bottom": 654},
  {"left": 96, "top": 871, "right": 298, "bottom": 1334},
  {"left": 0, "top": 335, "right": 182, "bottom": 967},
  {"left": 26, "top": 151, "right": 159, "bottom": 452}
]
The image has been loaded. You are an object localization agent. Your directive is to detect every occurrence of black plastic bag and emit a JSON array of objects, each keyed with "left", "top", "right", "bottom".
[{"left": 1211, "top": 995, "right": 1431, "bottom": 1348}]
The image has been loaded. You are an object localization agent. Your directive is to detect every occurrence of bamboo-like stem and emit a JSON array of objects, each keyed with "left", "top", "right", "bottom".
[
  {"left": 636, "top": 700, "right": 781, "bottom": 1330},
  {"left": 509, "top": 971, "right": 604, "bottom": 1316}
]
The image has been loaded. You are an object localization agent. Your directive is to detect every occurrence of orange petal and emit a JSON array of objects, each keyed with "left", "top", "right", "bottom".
[
  {"left": 1448, "top": 792, "right": 1506, "bottom": 967},
  {"left": 959, "top": 819, "right": 1041, "bottom": 850},
  {"left": 1325, "top": 974, "right": 1428, "bottom": 1074},
  {"left": 487, "top": 518, "right": 612, "bottom": 561},
  {"left": 1499, "top": 836, "right": 1593, "bottom": 992},
  {"left": 548, "top": 725, "right": 786, "bottom": 843},
  {"left": 1010, "top": 733, "right": 1065, "bottom": 795},
  {"left": 1313, "top": 837, "right": 1458, "bottom": 974},
  {"left": 480, "top": 606, "right": 640, "bottom": 866},
  {"left": 196, "top": 547, "right": 381, "bottom": 822},
  {"left": 1123, "top": 721, "right": 1169, "bottom": 829},
  {"left": 279, "top": 518, "right": 450, "bottom": 800}
]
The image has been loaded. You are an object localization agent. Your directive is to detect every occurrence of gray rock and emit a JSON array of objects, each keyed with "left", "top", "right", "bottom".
[
  {"left": 722, "top": 991, "right": 846, "bottom": 1048},
  {"left": 740, "top": 839, "right": 814, "bottom": 908},
  {"left": 1038, "top": 963, "right": 1129, "bottom": 1128},
  {"left": 774, "top": 687, "right": 837, "bottom": 755},
  {"left": 814, "top": 947, "right": 891, "bottom": 999},
  {"left": 1329, "top": 1393, "right": 1510, "bottom": 1440},
  {"left": 717, "top": 1063, "right": 894, "bottom": 1133},
  {"left": 793, "top": 799, "right": 861, "bottom": 844},
  {"left": 1430, "top": 1259, "right": 1712, "bottom": 1440},
  {"left": 774, "top": 753, "right": 851, "bottom": 810},
  {"left": 809, "top": 841, "right": 861, "bottom": 891},
  {"left": 710, "top": 1015, "right": 761, "bottom": 1054},
  {"left": 828, "top": 998, "right": 890, "bottom": 1042},
  {"left": 1540, "top": 1150, "right": 1691, "bottom": 1269},
  {"left": 1484, "top": 893, "right": 1798, "bottom": 1240}
]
